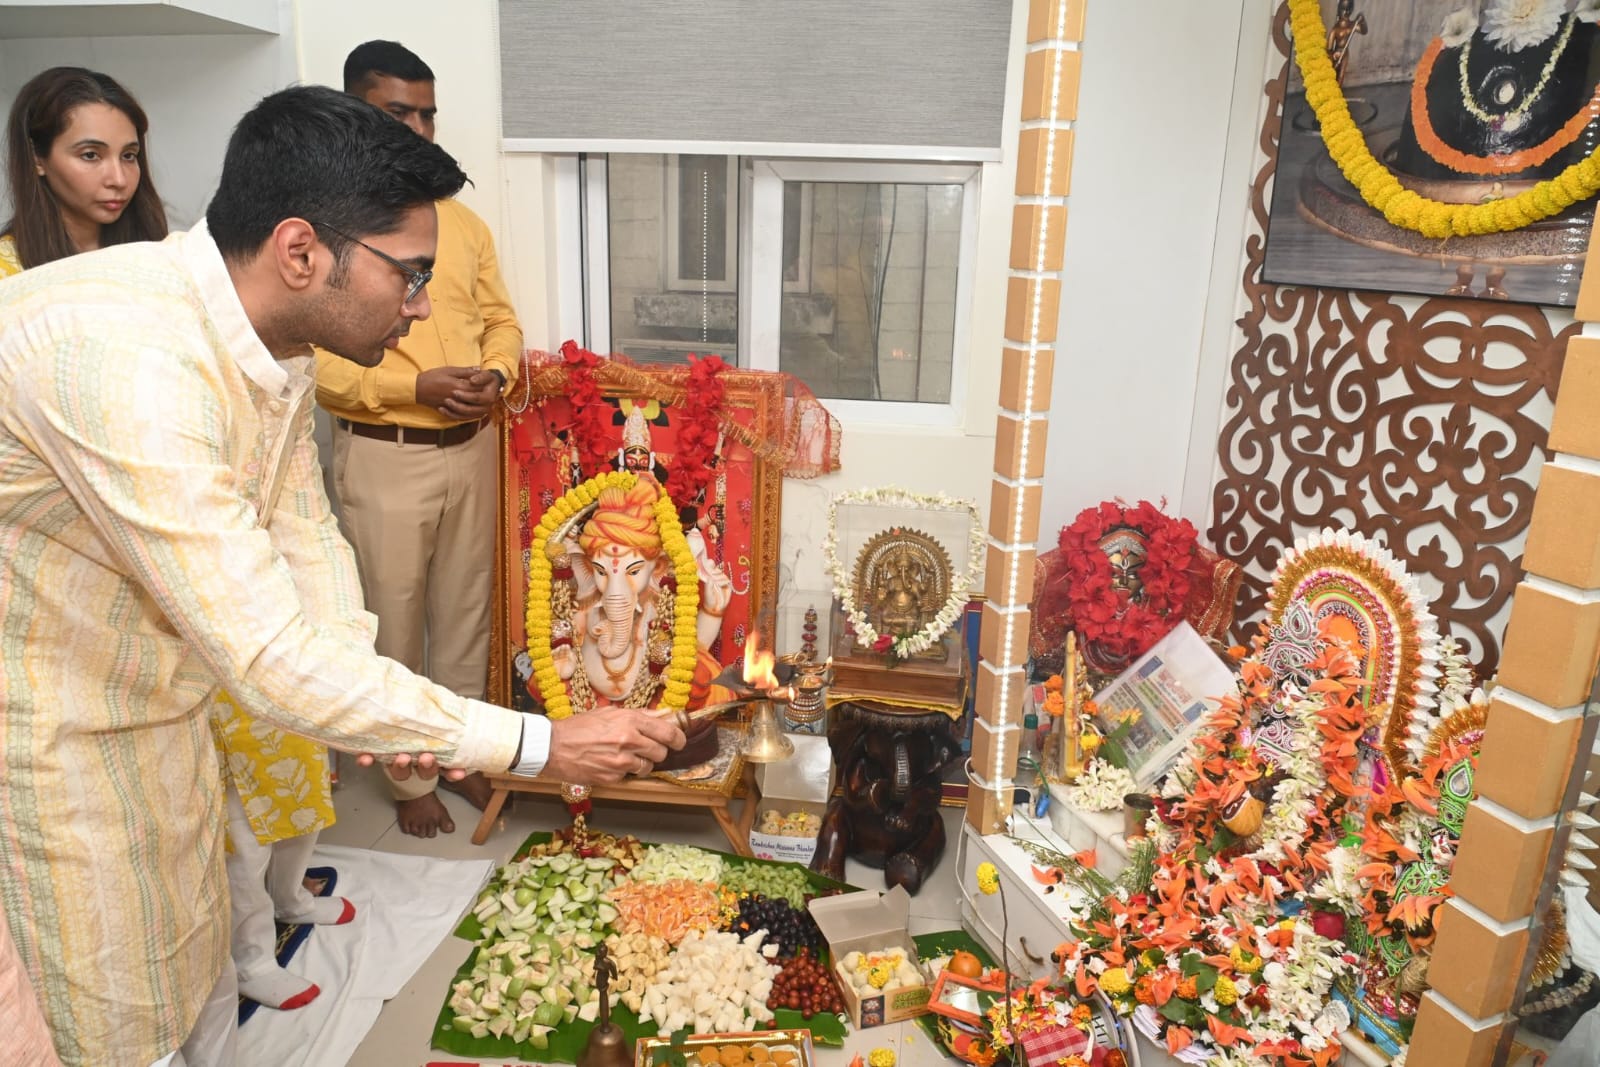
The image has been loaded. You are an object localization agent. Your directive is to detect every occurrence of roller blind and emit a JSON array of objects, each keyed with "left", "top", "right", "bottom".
[{"left": 497, "top": 1, "right": 1015, "bottom": 158}]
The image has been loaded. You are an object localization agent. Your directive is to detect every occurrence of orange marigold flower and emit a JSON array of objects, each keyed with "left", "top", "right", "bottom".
[
  {"left": 1177, "top": 976, "right": 1199, "bottom": 1000},
  {"left": 1044, "top": 675, "right": 1064, "bottom": 692},
  {"left": 1134, "top": 974, "right": 1156, "bottom": 1005},
  {"left": 1227, "top": 645, "right": 1248, "bottom": 660}
]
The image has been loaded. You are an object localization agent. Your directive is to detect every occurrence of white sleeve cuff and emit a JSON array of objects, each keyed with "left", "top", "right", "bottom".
[{"left": 509, "top": 713, "right": 552, "bottom": 777}]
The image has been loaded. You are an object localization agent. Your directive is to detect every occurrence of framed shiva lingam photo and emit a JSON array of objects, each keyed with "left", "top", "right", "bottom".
[
  {"left": 1262, "top": 0, "right": 1600, "bottom": 306},
  {"left": 822, "top": 487, "right": 983, "bottom": 706}
]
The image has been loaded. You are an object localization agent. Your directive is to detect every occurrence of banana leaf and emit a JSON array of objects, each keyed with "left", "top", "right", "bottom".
[{"left": 434, "top": 832, "right": 857, "bottom": 1061}]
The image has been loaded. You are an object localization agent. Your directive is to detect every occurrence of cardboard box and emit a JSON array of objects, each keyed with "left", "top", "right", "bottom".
[
  {"left": 749, "top": 735, "right": 834, "bottom": 865},
  {"left": 808, "top": 885, "right": 931, "bottom": 1029}
]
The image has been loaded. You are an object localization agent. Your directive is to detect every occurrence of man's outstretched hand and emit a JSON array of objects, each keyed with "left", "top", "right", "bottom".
[
  {"left": 353, "top": 751, "right": 469, "bottom": 782},
  {"left": 541, "top": 708, "right": 686, "bottom": 785}
]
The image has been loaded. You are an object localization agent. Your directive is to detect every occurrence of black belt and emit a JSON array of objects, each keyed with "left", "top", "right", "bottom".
[{"left": 336, "top": 417, "right": 487, "bottom": 448}]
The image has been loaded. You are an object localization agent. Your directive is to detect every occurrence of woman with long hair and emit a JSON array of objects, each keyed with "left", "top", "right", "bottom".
[{"left": 1, "top": 65, "right": 167, "bottom": 277}]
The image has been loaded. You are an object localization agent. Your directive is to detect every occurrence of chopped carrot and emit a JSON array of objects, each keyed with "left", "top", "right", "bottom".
[{"left": 605, "top": 879, "right": 723, "bottom": 945}]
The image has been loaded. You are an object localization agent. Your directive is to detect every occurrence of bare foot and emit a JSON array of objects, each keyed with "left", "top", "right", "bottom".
[
  {"left": 395, "top": 791, "right": 454, "bottom": 837},
  {"left": 440, "top": 770, "right": 493, "bottom": 811}
]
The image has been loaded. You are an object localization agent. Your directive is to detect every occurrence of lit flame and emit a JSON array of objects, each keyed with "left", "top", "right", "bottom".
[{"left": 742, "top": 632, "right": 780, "bottom": 691}]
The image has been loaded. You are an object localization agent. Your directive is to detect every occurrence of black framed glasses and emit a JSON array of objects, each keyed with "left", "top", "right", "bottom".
[{"left": 308, "top": 220, "right": 432, "bottom": 306}]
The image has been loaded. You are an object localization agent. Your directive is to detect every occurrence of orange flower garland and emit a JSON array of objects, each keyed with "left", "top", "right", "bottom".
[{"left": 1408, "top": 37, "right": 1600, "bottom": 176}]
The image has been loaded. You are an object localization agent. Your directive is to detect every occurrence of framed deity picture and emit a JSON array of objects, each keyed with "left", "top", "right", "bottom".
[
  {"left": 489, "top": 355, "right": 797, "bottom": 714},
  {"left": 1261, "top": 0, "right": 1599, "bottom": 306}
]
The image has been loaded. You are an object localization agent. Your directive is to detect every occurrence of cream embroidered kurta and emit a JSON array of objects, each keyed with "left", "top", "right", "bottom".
[{"left": 0, "top": 224, "right": 529, "bottom": 1066}]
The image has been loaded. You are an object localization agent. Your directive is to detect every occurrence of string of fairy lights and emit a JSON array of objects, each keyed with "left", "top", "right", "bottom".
[{"left": 983, "top": 1, "right": 1077, "bottom": 811}]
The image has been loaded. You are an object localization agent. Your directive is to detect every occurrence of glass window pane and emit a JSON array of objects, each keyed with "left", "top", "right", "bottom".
[
  {"left": 605, "top": 153, "right": 737, "bottom": 365},
  {"left": 778, "top": 182, "right": 961, "bottom": 403},
  {"left": 676, "top": 154, "right": 729, "bottom": 284}
]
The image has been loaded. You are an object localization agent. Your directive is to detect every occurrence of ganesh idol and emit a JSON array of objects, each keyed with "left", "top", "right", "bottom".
[{"left": 537, "top": 476, "right": 734, "bottom": 769}]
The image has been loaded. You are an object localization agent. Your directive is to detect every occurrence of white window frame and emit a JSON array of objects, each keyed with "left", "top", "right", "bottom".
[
  {"left": 580, "top": 154, "right": 612, "bottom": 353},
  {"left": 745, "top": 159, "right": 981, "bottom": 428}
]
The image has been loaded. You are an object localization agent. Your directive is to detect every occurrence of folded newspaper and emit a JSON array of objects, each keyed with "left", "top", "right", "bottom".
[{"left": 1090, "top": 622, "right": 1236, "bottom": 788}]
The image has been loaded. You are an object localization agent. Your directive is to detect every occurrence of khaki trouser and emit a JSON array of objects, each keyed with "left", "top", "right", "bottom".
[{"left": 331, "top": 422, "right": 496, "bottom": 801}]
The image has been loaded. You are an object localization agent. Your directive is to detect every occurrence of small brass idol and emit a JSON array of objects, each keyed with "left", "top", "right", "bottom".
[
  {"left": 852, "top": 528, "right": 952, "bottom": 658},
  {"left": 577, "top": 942, "right": 631, "bottom": 1067}
]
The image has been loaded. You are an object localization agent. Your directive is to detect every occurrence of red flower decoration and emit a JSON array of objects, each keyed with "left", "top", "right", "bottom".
[
  {"left": 664, "top": 354, "right": 727, "bottom": 506},
  {"left": 1057, "top": 500, "right": 1197, "bottom": 667},
  {"left": 560, "top": 340, "right": 613, "bottom": 476}
]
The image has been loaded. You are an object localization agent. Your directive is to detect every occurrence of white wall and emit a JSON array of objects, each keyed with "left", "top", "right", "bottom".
[
  {"left": 1039, "top": 1, "right": 1261, "bottom": 545},
  {"left": 293, "top": 0, "right": 512, "bottom": 270},
  {"left": 0, "top": 0, "right": 297, "bottom": 227}
]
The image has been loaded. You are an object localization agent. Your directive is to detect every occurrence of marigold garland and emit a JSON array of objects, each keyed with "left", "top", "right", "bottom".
[
  {"left": 526, "top": 471, "right": 700, "bottom": 720},
  {"left": 1289, "top": 0, "right": 1600, "bottom": 237}
]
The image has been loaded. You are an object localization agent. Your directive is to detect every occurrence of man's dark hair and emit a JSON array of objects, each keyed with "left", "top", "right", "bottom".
[
  {"left": 343, "top": 40, "right": 435, "bottom": 94},
  {"left": 205, "top": 85, "right": 465, "bottom": 263}
]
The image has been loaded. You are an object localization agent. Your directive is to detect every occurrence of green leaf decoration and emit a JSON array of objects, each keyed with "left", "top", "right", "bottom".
[{"left": 1158, "top": 997, "right": 1204, "bottom": 1027}]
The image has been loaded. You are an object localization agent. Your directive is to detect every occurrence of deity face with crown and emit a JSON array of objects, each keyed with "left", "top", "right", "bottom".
[
  {"left": 617, "top": 404, "right": 656, "bottom": 475},
  {"left": 550, "top": 476, "right": 733, "bottom": 710}
]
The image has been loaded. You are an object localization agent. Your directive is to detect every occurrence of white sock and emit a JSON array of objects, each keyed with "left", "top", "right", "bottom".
[
  {"left": 277, "top": 895, "right": 349, "bottom": 926},
  {"left": 238, "top": 965, "right": 319, "bottom": 1010}
]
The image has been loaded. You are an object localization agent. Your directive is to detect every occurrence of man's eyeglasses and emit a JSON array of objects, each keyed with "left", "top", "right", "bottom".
[{"left": 308, "top": 220, "right": 432, "bottom": 306}]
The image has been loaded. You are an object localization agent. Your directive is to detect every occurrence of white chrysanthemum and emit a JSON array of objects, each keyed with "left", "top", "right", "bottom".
[
  {"left": 1442, "top": 8, "right": 1479, "bottom": 45},
  {"left": 1481, "top": 0, "right": 1565, "bottom": 51}
]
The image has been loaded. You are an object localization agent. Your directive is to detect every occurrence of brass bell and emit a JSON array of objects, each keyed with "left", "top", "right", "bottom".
[
  {"left": 742, "top": 700, "right": 795, "bottom": 763},
  {"left": 578, "top": 944, "right": 633, "bottom": 1067},
  {"left": 577, "top": 1021, "right": 632, "bottom": 1067}
]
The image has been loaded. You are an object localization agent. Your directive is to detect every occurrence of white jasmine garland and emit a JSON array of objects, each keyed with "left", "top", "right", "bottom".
[
  {"left": 822, "top": 487, "right": 983, "bottom": 659},
  {"left": 1246, "top": 691, "right": 1326, "bottom": 869},
  {"left": 1062, "top": 758, "right": 1136, "bottom": 812}
]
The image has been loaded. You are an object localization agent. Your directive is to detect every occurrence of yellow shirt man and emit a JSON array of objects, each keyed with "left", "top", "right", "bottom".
[{"left": 315, "top": 194, "right": 521, "bottom": 836}]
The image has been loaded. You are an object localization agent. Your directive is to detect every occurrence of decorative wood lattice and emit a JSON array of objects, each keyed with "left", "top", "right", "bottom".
[{"left": 1209, "top": 6, "right": 1576, "bottom": 674}]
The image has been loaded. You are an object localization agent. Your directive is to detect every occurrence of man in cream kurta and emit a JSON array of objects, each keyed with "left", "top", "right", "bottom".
[{"left": 0, "top": 85, "right": 681, "bottom": 1067}]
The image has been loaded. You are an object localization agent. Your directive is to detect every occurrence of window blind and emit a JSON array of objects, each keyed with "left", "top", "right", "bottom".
[{"left": 498, "top": 1, "right": 1015, "bottom": 158}]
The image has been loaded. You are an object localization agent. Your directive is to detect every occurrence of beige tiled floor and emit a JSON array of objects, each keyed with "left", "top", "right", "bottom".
[{"left": 316, "top": 766, "right": 972, "bottom": 1067}]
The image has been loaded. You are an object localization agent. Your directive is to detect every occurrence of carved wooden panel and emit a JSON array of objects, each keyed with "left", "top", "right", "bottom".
[{"left": 1208, "top": 5, "right": 1578, "bottom": 674}]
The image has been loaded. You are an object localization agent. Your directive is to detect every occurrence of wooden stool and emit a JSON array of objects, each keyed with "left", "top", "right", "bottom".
[{"left": 469, "top": 766, "right": 761, "bottom": 855}]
